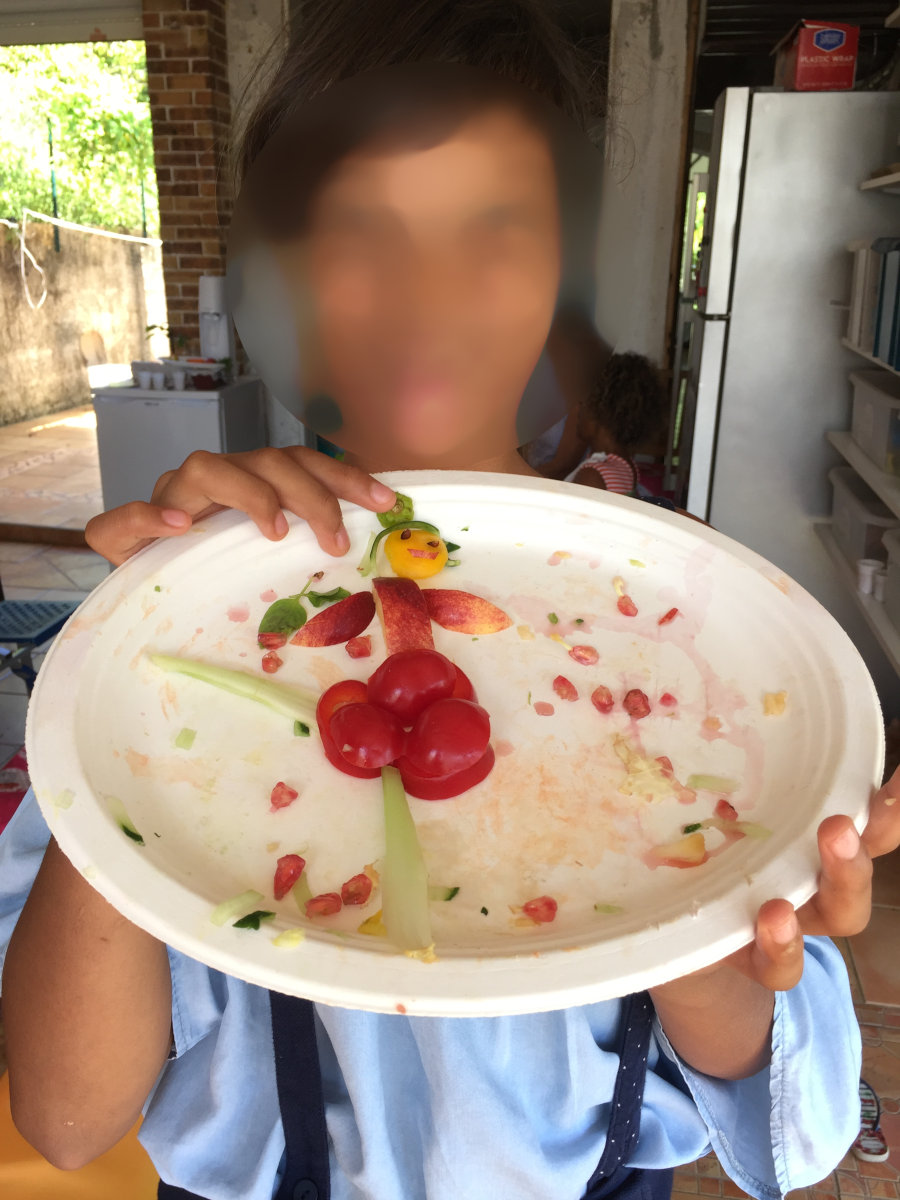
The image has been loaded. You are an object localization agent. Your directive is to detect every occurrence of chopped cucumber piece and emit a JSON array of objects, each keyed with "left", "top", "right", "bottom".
[
  {"left": 107, "top": 796, "right": 144, "bottom": 846},
  {"left": 292, "top": 872, "right": 313, "bottom": 912},
  {"left": 377, "top": 493, "right": 415, "bottom": 527},
  {"left": 233, "top": 910, "right": 275, "bottom": 930},
  {"left": 210, "top": 889, "right": 264, "bottom": 927},
  {"left": 686, "top": 774, "right": 738, "bottom": 794},
  {"left": 428, "top": 885, "right": 460, "bottom": 902},
  {"left": 547, "top": 612, "right": 559, "bottom": 624},
  {"left": 682, "top": 822, "right": 703, "bottom": 834},
  {"left": 293, "top": 720, "right": 311, "bottom": 737},
  {"left": 480, "top": 906, "right": 489, "bottom": 916},
  {"left": 381, "top": 766, "right": 433, "bottom": 955},
  {"left": 149, "top": 655, "right": 318, "bottom": 723},
  {"left": 175, "top": 727, "right": 196, "bottom": 751}
]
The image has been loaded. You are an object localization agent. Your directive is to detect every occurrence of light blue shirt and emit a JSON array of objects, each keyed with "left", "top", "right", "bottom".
[{"left": 0, "top": 791, "right": 861, "bottom": 1200}]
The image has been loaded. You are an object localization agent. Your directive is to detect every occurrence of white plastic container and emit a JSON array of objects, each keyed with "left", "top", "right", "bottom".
[
  {"left": 829, "top": 465, "right": 899, "bottom": 566},
  {"left": 850, "top": 369, "right": 900, "bottom": 476},
  {"left": 883, "top": 528, "right": 900, "bottom": 631}
]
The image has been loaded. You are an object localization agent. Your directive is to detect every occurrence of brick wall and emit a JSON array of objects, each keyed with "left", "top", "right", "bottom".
[{"left": 142, "top": 0, "right": 231, "bottom": 355}]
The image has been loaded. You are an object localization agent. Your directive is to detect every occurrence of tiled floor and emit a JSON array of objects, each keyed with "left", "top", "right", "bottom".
[
  {"left": 0, "top": 406, "right": 103, "bottom": 530},
  {"left": 1, "top": 409, "right": 900, "bottom": 1195}
]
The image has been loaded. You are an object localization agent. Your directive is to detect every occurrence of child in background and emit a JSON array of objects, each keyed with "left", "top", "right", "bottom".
[
  {"left": 567, "top": 352, "right": 669, "bottom": 495},
  {"left": 1, "top": 3, "right": 898, "bottom": 1200}
]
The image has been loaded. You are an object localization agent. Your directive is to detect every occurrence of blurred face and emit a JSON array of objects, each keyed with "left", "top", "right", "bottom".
[{"left": 301, "top": 107, "right": 562, "bottom": 469}]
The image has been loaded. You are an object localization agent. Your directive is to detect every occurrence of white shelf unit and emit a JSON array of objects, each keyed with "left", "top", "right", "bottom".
[
  {"left": 815, "top": 523, "right": 900, "bottom": 675},
  {"left": 842, "top": 339, "right": 900, "bottom": 378},
  {"left": 827, "top": 431, "right": 900, "bottom": 520},
  {"left": 861, "top": 171, "right": 900, "bottom": 195}
]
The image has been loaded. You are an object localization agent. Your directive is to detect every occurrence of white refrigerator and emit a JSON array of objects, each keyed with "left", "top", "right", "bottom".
[
  {"left": 674, "top": 88, "right": 900, "bottom": 706},
  {"left": 92, "top": 377, "right": 265, "bottom": 512}
]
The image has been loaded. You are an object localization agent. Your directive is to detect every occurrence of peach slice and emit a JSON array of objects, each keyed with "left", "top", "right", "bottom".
[
  {"left": 423, "top": 589, "right": 512, "bottom": 635},
  {"left": 290, "top": 592, "right": 375, "bottom": 647},
  {"left": 373, "top": 577, "right": 435, "bottom": 654},
  {"left": 649, "top": 831, "right": 708, "bottom": 869}
]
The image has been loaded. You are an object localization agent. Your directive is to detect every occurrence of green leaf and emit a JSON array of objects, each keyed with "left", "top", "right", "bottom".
[
  {"left": 232, "top": 910, "right": 275, "bottom": 930},
  {"left": 444, "top": 542, "right": 461, "bottom": 554},
  {"left": 258, "top": 597, "right": 307, "bottom": 640},
  {"left": 174, "top": 727, "right": 196, "bottom": 751},
  {"left": 377, "top": 493, "right": 415, "bottom": 527},
  {"left": 305, "top": 586, "right": 351, "bottom": 609}
]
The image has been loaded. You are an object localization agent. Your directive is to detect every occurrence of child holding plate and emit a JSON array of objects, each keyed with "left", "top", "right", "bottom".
[{"left": 2, "top": 3, "right": 897, "bottom": 1200}]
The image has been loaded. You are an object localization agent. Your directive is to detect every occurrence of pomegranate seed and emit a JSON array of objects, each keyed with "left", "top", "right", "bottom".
[
  {"left": 658, "top": 607, "right": 679, "bottom": 626},
  {"left": 258, "top": 631, "right": 287, "bottom": 649},
  {"left": 623, "top": 689, "right": 651, "bottom": 719},
  {"left": 262, "top": 650, "right": 284, "bottom": 674},
  {"left": 715, "top": 798, "right": 739, "bottom": 821},
  {"left": 345, "top": 635, "right": 372, "bottom": 658},
  {"left": 659, "top": 692, "right": 678, "bottom": 707},
  {"left": 523, "top": 895, "right": 558, "bottom": 924},
  {"left": 568, "top": 644, "right": 599, "bottom": 666},
  {"left": 617, "top": 596, "right": 638, "bottom": 618},
  {"left": 534, "top": 701, "right": 555, "bottom": 716},
  {"left": 591, "top": 685, "right": 615, "bottom": 714},
  {"left": 341, "top": 872, "right": 374, "bottom": 906},
  {"left": 552, "top": 675, "right": 579, "bottom": 701},
  {"left": 305, "top": 892, "right": 343, "bottom": 917},
  {"left": 270, "top": 781, "right": 299, "bottom": 810}
]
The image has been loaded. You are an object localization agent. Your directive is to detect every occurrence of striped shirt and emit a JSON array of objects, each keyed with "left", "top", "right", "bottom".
[{"left": 567, "top": 451, "right": 636, "bottom": 494}]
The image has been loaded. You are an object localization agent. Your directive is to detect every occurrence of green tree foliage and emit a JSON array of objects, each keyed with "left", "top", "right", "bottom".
[{"left": 0, "top": 41, "right": 158, "bottom": 236}]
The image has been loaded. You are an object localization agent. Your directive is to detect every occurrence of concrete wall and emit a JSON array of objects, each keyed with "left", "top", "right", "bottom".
[
  {"left": 0, "top": 222, "right": 162, "bottom": 424},
  {"left": 596, "top": 0, "right": 699, "bottom": 368}
]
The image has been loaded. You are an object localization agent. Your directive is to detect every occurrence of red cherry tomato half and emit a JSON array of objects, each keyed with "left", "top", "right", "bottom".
[
  {"left": 345, "top": 635, "right": 372, "bottom": 658},
  {"left": 367, "top": 649, "right": 457, "bottom": 725},
  {"left": 451, "top": 663, "right": 476, "bottom": 702},
  {"left": 404, "top": 698, "right": 491, "bottom": 777},
  {"left": 523, "top": 895, "right": 557, "bottom": 924},
  {"left": 305, "top": 892, "right": 343, "bottom": 917},
  {"left": 270, "top": 781, "right": 299, "bottom": 810},
  {"left": 340, "top": 872, "right": 374, "bottom": 906},
  {"left": 273, "top": 853, "right": 306, "bottom": 901},
  {"left": 397, "top": 745, "right": 495, "bottom": 801},
  {"left": 329, "top": 702, "right": 406, "bottom": 770},
  {"left": 316, "top": 679, "right": 379, "bottom": 779}
]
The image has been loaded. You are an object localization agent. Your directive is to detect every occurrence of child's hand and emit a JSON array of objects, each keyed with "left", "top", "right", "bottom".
[
  {"left": 649, "top": 767, "right": 900, "bottom": 1079},
  {"left": 85, "top": 446, "right": 397, "bottom": 566}
]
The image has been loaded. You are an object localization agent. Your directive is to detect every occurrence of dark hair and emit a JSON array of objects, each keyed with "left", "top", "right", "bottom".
[
  {"left": 583, "top": 352, "right": 669, "bottom": 454},
  {"left": 235, "top": 0, "right": 606, "bottom": 186}
]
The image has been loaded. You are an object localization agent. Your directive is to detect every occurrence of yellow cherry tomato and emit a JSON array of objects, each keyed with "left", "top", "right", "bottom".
[{"left": 384, "top": 528, "right": 449, "bottom": 579}]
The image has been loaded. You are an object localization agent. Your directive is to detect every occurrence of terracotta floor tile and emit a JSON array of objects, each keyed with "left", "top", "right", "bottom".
[
  {"left": 673, "top": 1192, "right": 702, "bottom": 1200},
  {"left": 721, "top": 1181, "right": 751, "bottom": 1198},
  {"left": 850, "top": 908, "right": 900, "bottom": 1007},
  {"left": 879, "top": 1110, "right": 900, "bottom": 1153},
  {"left": 858, "top": 1160, "right": 900, "bottom": 1180},
  {"left": 873, "top": 850, "right": 900, "bottom": 909},
  {"left": 863, "top": 1181, "right": 897, "bottom": 1198},
  {"left": 699, "top": 1179, "right": 721, "bottom": 1194},
  {"left": 862, "top": 1044, "right": 900, "bottom": 1101},
  {"left": 673, "top": 1174, "right": 700, "bottom": 1193},
  {"left": 697, "top": 1156, "right": 725, "bottom": 1176},
  {"left": 839, "top": 1172, "right": 867, "bottom": 1196}
]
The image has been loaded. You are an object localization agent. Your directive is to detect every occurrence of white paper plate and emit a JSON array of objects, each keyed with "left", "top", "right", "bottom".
[{"left": 26, "top": 473, "right": 882, "bottom": 1016}]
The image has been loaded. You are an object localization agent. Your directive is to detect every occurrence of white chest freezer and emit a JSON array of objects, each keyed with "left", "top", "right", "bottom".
[{"left": 92, "top": 377, "right": 265, "bottom": 512}]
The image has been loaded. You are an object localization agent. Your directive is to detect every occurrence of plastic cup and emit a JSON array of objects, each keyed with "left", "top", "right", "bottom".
[
  {"left": 172, "top": 369, "right": 187, "bottom": 390},
  {"left": 857, "top": 558, "right": 883, "bottom": 595},
  {"left": 151, "top": 373, "right": 166, "bottom": 391},
  {"left": 137, "top": 370, "right": 152, "bottom": 389},
  {"left": 874, "top": 570, "right": 888, "bottom": 603}
]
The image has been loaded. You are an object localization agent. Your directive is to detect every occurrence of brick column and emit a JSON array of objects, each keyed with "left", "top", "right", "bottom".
[{"left": 142, "top": 0, "right": 231, "bottom": 355}]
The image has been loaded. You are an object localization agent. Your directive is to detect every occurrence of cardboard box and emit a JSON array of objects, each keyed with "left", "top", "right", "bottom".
[{"left": 772, "top": 20, "right": 859, "bottom": 91}]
